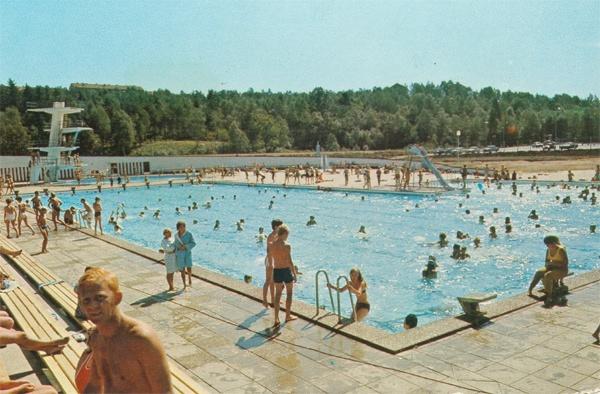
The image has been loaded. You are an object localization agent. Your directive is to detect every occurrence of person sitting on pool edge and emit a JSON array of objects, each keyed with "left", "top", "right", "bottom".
[
  {"left": 328, "top": 268, "right": 370, "bottom": 321},
  {"left": 404, "top": 314, "right": 418, "bottom": 330},
  {"left": 527, "top": 235, "right": 569, "bottom": 306},
  {"left": 422, "top": 256, "right": 438, "bottom": 278}
]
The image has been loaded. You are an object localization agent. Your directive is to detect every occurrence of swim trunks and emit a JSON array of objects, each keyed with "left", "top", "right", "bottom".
[
  {"left": 94, "top": 211, "right": 101, "bottom": 218},
  {"left": 355, "top": 302, "right": 370, "bottom": 311},
  {"left": 273, "top": 268, "right": 294, "bottom": 283},
  {"left": 4, "top": 213, "right": 15, "bottom": 222}
]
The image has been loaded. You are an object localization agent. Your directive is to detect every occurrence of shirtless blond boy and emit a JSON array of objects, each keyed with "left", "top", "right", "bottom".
[
  {"left": 270, "top": 225, "right": 298, "bottom": 326},
  {"left": 76, "top": 267, "right": 172, "bottom": 393}
]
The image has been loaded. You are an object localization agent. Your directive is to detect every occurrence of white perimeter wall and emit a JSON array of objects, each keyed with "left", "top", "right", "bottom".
[{"left": 0, "top": 155, "right": 399, "bottom": 173}]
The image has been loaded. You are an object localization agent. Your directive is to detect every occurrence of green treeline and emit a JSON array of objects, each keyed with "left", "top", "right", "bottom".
[{"left": 0, "top": 78, "right": 598, "bottom": 156}]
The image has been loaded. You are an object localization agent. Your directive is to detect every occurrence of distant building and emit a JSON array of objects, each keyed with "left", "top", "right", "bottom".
[{"left": 70, "top": 83, "right": 142, "bottom": 91}]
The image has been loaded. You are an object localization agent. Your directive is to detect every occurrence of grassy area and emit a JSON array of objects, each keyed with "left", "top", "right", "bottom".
[{"left": 130, "top": 140, "right": 225, "bottom": 156}]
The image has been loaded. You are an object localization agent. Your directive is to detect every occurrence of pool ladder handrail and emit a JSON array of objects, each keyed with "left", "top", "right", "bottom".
[
  {"left": 315, "top": 269, "right": 336, "bottom": 315},
  {"left": 335, "top": 275, "right": 356, "bottom": 324}
]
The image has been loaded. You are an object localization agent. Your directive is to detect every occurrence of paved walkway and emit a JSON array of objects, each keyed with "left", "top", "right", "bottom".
[{"left": 5, "top": 229, "right": 600, "bottom": 393}]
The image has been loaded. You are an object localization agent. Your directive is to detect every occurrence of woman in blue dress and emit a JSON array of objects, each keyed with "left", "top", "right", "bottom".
[{"left": 175, "top": 221, "right": 196, "bottom": 288}]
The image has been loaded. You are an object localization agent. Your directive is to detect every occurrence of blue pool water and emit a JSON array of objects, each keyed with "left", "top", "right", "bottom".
[{"left": 50, "top": 182, "right": 599, "bottom": 333}]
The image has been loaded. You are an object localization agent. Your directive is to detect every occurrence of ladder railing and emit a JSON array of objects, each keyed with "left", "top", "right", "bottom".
[
  {"left": 336, "top": 275, "right": 356, "bottom": 324},
  {"left": 315, "top": 269, "right": 336, "bottom": 315}
]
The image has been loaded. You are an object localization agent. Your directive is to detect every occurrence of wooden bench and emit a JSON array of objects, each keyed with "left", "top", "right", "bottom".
[
  {"left": 0, "top": 356, "right": 8, "bottom": 381},
  {"left": 457, "top": 292, "right": 497, "bottom": 321},
  {"left": 0, "top": 263, "right": 85, "bottom": 394},
  {"left": 0, "top": 235, "right": 206, "bottom": 394}
]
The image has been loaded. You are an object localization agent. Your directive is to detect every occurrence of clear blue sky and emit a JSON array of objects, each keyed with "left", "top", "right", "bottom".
[{"left": 1, "top": 0, "right": 599, "bottom": 97}]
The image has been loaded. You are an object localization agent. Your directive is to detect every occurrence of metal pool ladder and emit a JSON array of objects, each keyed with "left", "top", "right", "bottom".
[
  {"left": 335, "top": 275, "right": 356, "bottom": 324},
  {"left": 315, "top": 270, "right": 357, "bottom": 323},
  {"left": 315, "top": 270, "right": 336, "bottom": 315}
]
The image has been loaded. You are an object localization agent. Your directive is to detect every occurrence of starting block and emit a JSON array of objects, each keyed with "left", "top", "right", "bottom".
[{"left": 457, "top": 292, "right": 497, "bottom": 323}]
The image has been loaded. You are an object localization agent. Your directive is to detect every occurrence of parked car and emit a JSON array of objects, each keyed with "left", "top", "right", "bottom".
[
  {"left": 559, "top": 142, "right": 578, "bottom": 151},
  {"left": 542, "top": 141, "right": 556, "bottom": 151},
  {"left": 483, "top": 145, "right": 499, "bottom": 153},
  {"left": 531, "top": 141, "right": 543, "bottom": 148},
  {"left": 432, "top": 147, "right": 447, "bottom": 156}
]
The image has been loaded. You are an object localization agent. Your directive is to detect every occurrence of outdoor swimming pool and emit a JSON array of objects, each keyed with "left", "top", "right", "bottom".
[{"left": 52, "top": 181, "right": 599, "bottom": 333}]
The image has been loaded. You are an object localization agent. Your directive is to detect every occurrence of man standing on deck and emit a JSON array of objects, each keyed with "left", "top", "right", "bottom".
[{"left": 76, "top": 267, "right": 172, "bottom": 393}]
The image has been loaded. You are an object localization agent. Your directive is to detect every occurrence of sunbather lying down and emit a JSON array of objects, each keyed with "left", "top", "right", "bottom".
[
  {"left": 0, "top": 310, "right": 69, "bottom": 354},
  {"left": 1, "top": 310, "right": 68, "bottom": 394}
]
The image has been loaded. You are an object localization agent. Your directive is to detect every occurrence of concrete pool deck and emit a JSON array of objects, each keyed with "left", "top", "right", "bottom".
[{"left": 3, "top": 227, "right": 600, "bottom": 393}]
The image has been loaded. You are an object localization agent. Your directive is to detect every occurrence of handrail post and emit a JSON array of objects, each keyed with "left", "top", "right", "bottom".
[
  {"left": 315, "top": 269, "right": 335, "bottom": 315},
  {"left": 336, "top": 275, "right": 356, "bottom": 324}
]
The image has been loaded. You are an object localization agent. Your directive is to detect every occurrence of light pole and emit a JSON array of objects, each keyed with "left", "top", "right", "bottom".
[
  {"left": 554, "top": 106, "right": 561, "bottom": 142},
  {"left": 456, "top": 130, "right": 461, "bottom": 161}
]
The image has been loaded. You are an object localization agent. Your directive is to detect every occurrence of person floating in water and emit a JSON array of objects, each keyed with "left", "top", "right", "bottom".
[
  {"left": 591, "top": 225, "right": 597, "bottom": 234},
  {"left": 489, "top": 226, "right": 497, "bottom": 239},
  {"left": 459, "top": 246, "right": 470, "bottom": 259},
  {"left": 438, "top": 233, "right": 448, "bottom": 247},
  {"left": 214, "top": 220, "right": 220, "bottom": 230},
  {"left": 175, "top": 207, "right": 181, "bottom": 215},
  {"left": 451, "top": 244, "right": 461, "bottom": 259},
  {"left": 479, "top": 215, "right": 485, "bottom": 224},
  {"left": 528, "top": 210, "right": 539, "bottom": 220},
  {"left": 456, "top": 231, "right": 469, "bottom": 240},
  {"left": 358, "top": 225, "right": 366, "bottom": 234},
  {"left": 422, "top": 256, "right": 438, "bottom": 278},
  {"left": 236, "top": 221, "right": 244, "bottom": 231},
  {"left": 404, "top": 314, "right": 418, "bottom": 330},
  {"left": 473, "top": 237, "right": 481, "bottom": 248},
  {"left": 153, "top": 210, "right": 161, "bottom": 219},
  {"left": 505, "top": 224, "right": 513, "bottom": 233},
  {"left": 328, "top": 268, "right": 369, "bottom": 321},
  {"left": 306, "top": 216, "right": 317, "bottom": 226}
]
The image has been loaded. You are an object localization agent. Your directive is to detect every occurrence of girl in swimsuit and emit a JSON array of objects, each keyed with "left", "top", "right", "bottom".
[
  {"left": 3, "top": 198, "right": 18, "bottom": 238},
  {"left": 37, "top": 208, "right": 49, "bottom": 253},
  {"left": 328, "top": 268, "right": 370, "bottom": 321},
  {"left": 16, "top": 197, "right": 35, "bottom": 235}
]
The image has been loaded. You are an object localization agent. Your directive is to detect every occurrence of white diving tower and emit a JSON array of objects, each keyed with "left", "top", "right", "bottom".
[{"left": 27, "top": 102, "right": 92, "bottom": 183}]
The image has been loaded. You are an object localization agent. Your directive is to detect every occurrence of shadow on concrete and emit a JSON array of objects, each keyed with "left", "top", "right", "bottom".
[
  {"left": 235, "top": 326, "right": 280, "bottom": 350},
  {"left": 130, "top": 290, "right": 184, "bottom": 307},
  {"left": 236, "top": 309, "right": 267, "bottom": 330}
]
